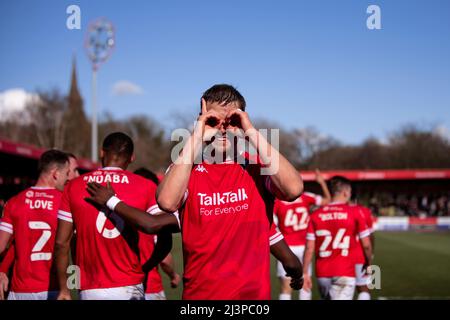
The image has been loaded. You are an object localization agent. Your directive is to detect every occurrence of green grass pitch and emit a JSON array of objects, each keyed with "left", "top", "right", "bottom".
[{"left": 161, "top": 231, "right": 450, "bottom": 300}]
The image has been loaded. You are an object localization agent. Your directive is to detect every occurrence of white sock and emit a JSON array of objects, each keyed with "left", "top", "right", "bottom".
[
  {"left": 358, "top": 292, "right": 371, "bottom": 300},
  {"left": 279, "top": 293, "right": 291, "bottom": 300},
  {"left": 299, "top": 289, "right": 312, "bottom": 300}
]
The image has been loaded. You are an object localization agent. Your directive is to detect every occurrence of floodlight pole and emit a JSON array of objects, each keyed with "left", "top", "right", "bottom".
[
  {"left": 91, "top": 68, "right": 98, "bottom": 162},
  {"left": 85, "top": 18, "right": 115, "bottom": 163}
]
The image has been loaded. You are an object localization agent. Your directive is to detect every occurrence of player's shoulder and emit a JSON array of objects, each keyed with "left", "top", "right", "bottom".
[
  {"left": 349, "top": 203, "right": 365, "bottom": 214},
  {"left": 309, "top": 204, "right": 324, "bottom": 218},
  {"left": 5, "top": 189, "right": 27, "bottom": 206},
  {"left": 127, "top": 171, "right": 157, "bottom": 188},
  {"left": 302, "top": 192, "right": 317, "bottom": 199},
  {"left": 3, "top": 187, "right": 32, "bottom": 213},
  {"left": 67, "top": 171, "right": 93, "bottom": 188}
]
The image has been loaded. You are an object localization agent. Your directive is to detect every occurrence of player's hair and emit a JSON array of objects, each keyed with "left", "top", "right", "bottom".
[
  {"left": 134, "top": 167, "right": 160, "bottom": 185},
  {"left": 329, "top": 176, "right": 352, "bottom": 196},
  {"left": 201, "top": 84, "right": 246, "bottom": 111},
  {"left": 38, "top": 149, "right": 70, "bottom": 175},
  {"left": 102, "top": 132, "right": 134, "bottom": 159},
  {"left": 65, "top": 152, "right": 77, "bottom": 159}
]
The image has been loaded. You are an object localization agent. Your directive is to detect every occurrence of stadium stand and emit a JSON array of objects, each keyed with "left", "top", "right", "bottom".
[{"left": 0, "top": 138, "right": 98, "bottom": 210}]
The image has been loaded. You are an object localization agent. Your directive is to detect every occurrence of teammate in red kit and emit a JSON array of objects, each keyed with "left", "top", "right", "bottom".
[
  {"left": 66, "top": 153, "right": 81, "bottom": 180},
  {"left": 140, "top": 232, "right": 180, "bottom": 300},
  {"left": 133, "top": 167, "right": 181, "bottom": 300},
  {"left": 302, "top": 176, "right": 372, "bottom": 300},
  {"left": 274, "top": 169, "right": 331, "bottom": 300},
  {"left": 0, "top": 153, "right": 79, "bottom": 300},
  {"left": 86, "top": 84, "right": 304, "bottom": 300},
  {"left": 353, "top": 203, "right": 375, "bottom": 300},
  {"left": 0, "top": 150, "right": 70, "bottom": 300},
  {"left": 54, "top": 133, "right": 171, "bottom": 300}
]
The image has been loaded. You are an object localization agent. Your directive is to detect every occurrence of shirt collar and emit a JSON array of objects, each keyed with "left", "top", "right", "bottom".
[{"left": 102, "top": 167, "right": 123, "bottom": 171}]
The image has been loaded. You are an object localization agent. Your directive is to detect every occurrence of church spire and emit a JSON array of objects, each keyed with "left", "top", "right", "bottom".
[{"left": 69, "top": 55, "right": 81, "bottom": 101}]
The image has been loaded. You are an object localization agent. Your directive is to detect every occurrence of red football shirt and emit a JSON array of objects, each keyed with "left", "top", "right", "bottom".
[
  {"left": 306, "top": 202, "right": 370, "bottom": 278},
  {"left": 0, "top": 187, "right": 61, "bottom": 293},
  {"left": 178, "top": 162, "right": 275, "bottom": 300},
  {"left": 146, "top": 266, "right": 164, "bottom": 294},
  {"left": 353, "top": 205, "right": 374, "bottom": 264},
  {"left": 58, "top": 167, "right": 156, "bottom": 290},
  {"left": 274, "top": 192, "right": 322, "bottom": 246}
]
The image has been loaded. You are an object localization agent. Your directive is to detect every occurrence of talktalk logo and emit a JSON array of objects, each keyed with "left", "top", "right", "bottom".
[{"left": 198, "top": 188, "right": 248, "bottom": 206}]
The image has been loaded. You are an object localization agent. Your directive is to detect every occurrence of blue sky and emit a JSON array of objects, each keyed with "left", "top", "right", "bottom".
[{"left": 1, "top": 0, "right": 449, "bottom": 144}]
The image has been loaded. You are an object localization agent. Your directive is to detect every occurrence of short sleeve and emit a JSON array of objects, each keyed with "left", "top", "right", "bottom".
[
  {"left": 303, "top": 192, "right": 322, "bottom": 207},
  {"left": 57, "top": 184, "right": 73, "bottom": 223},
  {"left": 145, "top": 181, "right": 158, "bottom": 213},
  {"left": 364, "top": 208, "right": 374, "bottom": 233},
  {"left": 269, "top": 223, "right": 284, "bottom": 246},
  {"left": 305, "top": 218, "right": 316, "bottom": 241},
  {"left": 355, "top": 208, "right": 370, "bottom": 239},
  {"left": 145, "top": 180, "right": 181, "bottom": 229},
  {"left": 0, "top": 200, "right": 14, "bottom": 234}
]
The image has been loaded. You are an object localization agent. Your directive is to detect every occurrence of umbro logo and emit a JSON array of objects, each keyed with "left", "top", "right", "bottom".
[{"left": 195, "top": 165, "right": 208, "bottom": 173}]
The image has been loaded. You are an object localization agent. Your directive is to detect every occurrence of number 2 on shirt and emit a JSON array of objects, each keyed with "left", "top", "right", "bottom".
[
  {"left": 29, "top": 221, "right": 52, "bottom": 261},
  {"left": 316, "top": 228, "right": 350, "bottom": 258}
]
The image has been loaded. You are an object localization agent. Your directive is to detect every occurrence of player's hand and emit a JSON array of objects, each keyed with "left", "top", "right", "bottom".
[
  {"left": 195, "top": 98, "right": 222, "bottom": 142},
  {"left": 56, "top": 289, "right": 72, "bottom": 300},
  {"left": 284, "top": 264, "right": 303, "bottom": 290},
  {"left": 289, "top": 274, "right": 304, "bottom": 290},
  {"left": 170, "top": 272, "right": 181, "bottom": 288},
  {"left": 315, "top": 169, "right": 325, "bottom": 184},
  {"left": 226, "top": 108, "right": 254, "bottom": 133},
  {"left": 86, "top": 182, "right": 116, "bottom": 206},
  {"left": 302, "top": 273, "right": 312, "bottom": 292},
  {"left": 0, "top": 272, "right": 9, "bottom": 300},
  {"left": 361, "top": 263, "right": 372, "bottom": 275}
]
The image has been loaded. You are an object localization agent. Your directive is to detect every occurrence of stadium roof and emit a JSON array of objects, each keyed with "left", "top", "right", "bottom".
[{"left": 0, "top": 138, "right": 99, "bottom": 171}]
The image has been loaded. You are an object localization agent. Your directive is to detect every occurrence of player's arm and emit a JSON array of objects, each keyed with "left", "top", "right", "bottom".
[
  {"left": 142, "top": 231, "right": 173, "bottom": 273},
  {"left": 315, "top": 169, "right": 331, "bottom": 205},
  {"left": 157, "top": 99, "right": 220, "bottom": 212},
  {"left": 86, "top": 182, "right": 180, "bottom": 234},
  {"left": 227, "top": 109, "right": 303, "bottom": 201},
  {"left": 0, "top": 234, "right": 13, "bottom": 300},
  {"left": 0, "top": 231, "right": 12, "bottom": 259},
  {"left": 302, "top": 239, "right": 315, "bottom": 292},
  {"left": 159, "top": 253, "right": 181, "bottom": 288},
  {"left": 0, "top": 242, "right": 14, "bottom": 300},
  {"left": 54, "top": 219, "right": 74, "bottom": 300},
  {"left": 360, "top": 236, "right": 373, "bottom": 271},
  {"left": 357, "top": 211, "right": 373, "bottom": 271},
  {"left": 370, "top": 233, "right": 375, "bottom": 256},
  {"left": 270, "top": 239, "right": 303, "bottom": 290}
]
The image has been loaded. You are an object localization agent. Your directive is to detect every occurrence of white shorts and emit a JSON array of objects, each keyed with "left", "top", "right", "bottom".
[
  {"left": 355, "top": 264, "right": 370, "bottom": 286},
  {"left": 317, "top": 277, "right": 356, "bottom": 300},
  {"left": 145, "top": 290, "right": 167, "bottom": 300},
  {"left": 277, "top": 245, "right": 311, "bottom": 278},
  {"left": 80, "top": 284, "right": 144, "bottom": 300},
  {"left": 7, "top": 291, "right": 58, "bottom": 300}
]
